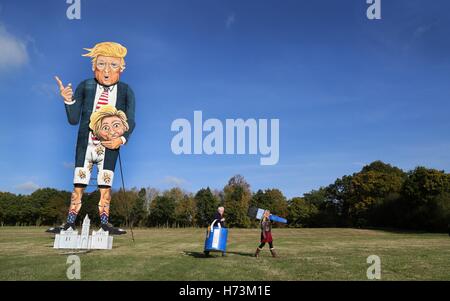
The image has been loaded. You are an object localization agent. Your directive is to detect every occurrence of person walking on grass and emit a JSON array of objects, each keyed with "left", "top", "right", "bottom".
[
  {"left": 255, "top": 210, "right": 277, "bottom": 258},
  {"left": 204, "top": 206, "right": 226, "bottom": 257}
]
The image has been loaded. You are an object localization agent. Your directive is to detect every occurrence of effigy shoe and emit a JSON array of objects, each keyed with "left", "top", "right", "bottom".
[
  {"left": 45, "top": 223, "right": 76, "bottom": 234},
  {"left": 101, "top": 223, "right": 127, "bottom": 235}
]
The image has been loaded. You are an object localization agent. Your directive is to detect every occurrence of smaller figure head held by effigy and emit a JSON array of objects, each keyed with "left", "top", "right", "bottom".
[{"left": 89, "top": 105, "right": 129, "bottom": 141}]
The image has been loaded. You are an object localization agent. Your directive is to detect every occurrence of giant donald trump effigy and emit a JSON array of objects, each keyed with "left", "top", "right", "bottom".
[{"left": 47, "top": 42, "right": 135, "bottom": 236}]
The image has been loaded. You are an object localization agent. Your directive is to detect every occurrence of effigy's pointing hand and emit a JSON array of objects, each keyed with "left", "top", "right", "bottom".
[{"left": 54, "top": 76, "right": 73, "bottom": 103}]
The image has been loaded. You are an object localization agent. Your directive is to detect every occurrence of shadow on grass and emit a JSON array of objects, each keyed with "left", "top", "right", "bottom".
[
  {"left": 183, "top": 251, "right": 210, "bottom": 258},
  {"left": 57, "top": 250, "right": 92, "bottom": 255},
  {"left": 226, "top": 251, "right": 255, "bottom": 257},
  {"left": 183, "top": 250, "right": 255, "bottom": 258}
]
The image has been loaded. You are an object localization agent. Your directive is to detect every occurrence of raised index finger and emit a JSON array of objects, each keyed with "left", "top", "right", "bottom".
[{"left": 54, "top": 76, "right": 64, "bottom": 91}]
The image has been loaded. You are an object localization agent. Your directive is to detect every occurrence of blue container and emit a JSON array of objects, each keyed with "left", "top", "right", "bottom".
[
  {"left": 253, "top": 207, "right": 287, "bottom": 224},
  {"left": 204, "top": 220, "right": 228, "bottom": 253},
  {"left": 269, "top": 215, "right": 287, "bottom": 224}
]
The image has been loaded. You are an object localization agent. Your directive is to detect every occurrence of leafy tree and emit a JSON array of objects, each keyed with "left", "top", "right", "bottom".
[
  {"left": 109, "top": 189, "right": 145, "bottom": 227},
  {"left": 323, "top": 161, "right": 406, "bottom": 227},
  {"left": 399, "top": 167, "right": 450, "bottom": 231},
  {"left": 304, "top": 187, "right": 342, "bottom": 227},
  {"left": 163, "top": 187, "right": 185, "bottom": 203},
  {"left": 40, "top": 192, "right": 70, "bottom": 225},
  {"left": 148, "top": 195, "right": 176, "bottom": 227},
  {"left": 29, "top": 188, "right": 68, "bottom": 226},
  {"left": 0, "top": 192, "right": 25, "bottom": 225},
  {"left": 223, "top": 175, "right": 251, "bottom": 228},
  {"left": 288, "top": 197, "right": 319, "bottom": 227},
  {"left": 348, "top": 161, "right": 405, "bottom": 227},
  {"left": 324, "top": 176, "right": 354, "bottom": 227},
  {"left": 175, "top": 196, "right": 196, "bottom": 227},
  {"left": 195, "top": 187, "right": 219, "bottom": 227},
  {"left": 143, "top": 187, "right": 160, "bottom": 211},
  {"left": 131, "top": 188, "right": 148, "bottom": 227}
]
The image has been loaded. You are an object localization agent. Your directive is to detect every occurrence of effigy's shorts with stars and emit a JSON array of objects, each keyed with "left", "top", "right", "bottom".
[{"left": 73, "top": 139, "right": 116, "bottom": 187}]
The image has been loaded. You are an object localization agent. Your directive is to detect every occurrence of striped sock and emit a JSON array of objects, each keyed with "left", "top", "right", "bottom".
[
  {"left": 100, "top": 212, "right": 109, "bottom": 225},
  {"left": 67, "top": 210, "right": 78, "bottom": 224}
]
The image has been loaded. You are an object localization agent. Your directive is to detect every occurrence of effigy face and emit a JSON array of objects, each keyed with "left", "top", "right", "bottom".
[
  {"left": 98, "top": 115, "right": 127, "bottom": 141},
  {"left": 94, "top": 55, "right": 123, "bottom": 86},
  {"left": 89, "top": 105, "right": 129, "bottom": 141}
]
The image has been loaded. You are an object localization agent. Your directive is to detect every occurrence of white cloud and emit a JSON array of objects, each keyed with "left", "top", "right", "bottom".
[
  {"left": 162, "top": 176, "right": 187, "bottom": 187},
  {"left": 15, "top": 181, "right": 40, "bottom": 193},
  {"left": 413, "top": 22, "right": 435, "bottom": 39},
  {"left": 0, "top": 25, "right": 28, "bottom": 71},
  {"left": 226, "top": 13, "right": 236, "bottom": 29},
  {"left": 32, "top": 82, "right": 59, "bottom": 100}
]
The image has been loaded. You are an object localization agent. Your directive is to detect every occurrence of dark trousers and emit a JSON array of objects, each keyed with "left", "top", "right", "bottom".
[{"left": 258, "top": 241, "right": 274, "bottom": 249}]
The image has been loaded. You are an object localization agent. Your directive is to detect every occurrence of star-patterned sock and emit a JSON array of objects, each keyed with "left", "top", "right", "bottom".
[
  {"left": 100, "top": 212, "right": 109, "bottom": 225},
  {"left": 67, "top": 209, "right": 78, "bottom": 224}
]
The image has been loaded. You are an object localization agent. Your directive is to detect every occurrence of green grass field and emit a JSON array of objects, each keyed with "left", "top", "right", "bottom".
[{"left": 0, "top": 227, "right": 449, "bottom": 280}]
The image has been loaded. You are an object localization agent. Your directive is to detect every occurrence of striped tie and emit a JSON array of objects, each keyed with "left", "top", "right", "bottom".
[
  {"left": 91, "top": 87, "right": 110, "bottom": 143},
  {"left": 96, "top": 87, "right": 109, "bottom": 110}
]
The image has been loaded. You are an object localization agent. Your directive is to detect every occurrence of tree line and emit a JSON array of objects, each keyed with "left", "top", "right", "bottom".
[{"left": 1, "top": 161, "right": 449, "bottom": 232}]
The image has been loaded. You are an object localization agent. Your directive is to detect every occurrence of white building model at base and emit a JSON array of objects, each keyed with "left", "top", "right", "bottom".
[{"left": 53, "top": 215, "right": 113, "bottom": 250}]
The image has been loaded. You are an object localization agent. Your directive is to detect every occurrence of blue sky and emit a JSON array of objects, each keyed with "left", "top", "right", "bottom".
[{"left": 0, "top": 0, "right": 449, "bottom": 198}]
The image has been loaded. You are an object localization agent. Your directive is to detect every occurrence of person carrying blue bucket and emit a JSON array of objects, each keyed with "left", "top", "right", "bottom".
[{"left": 204, "top": 207, "right": 228, "bottom": 257}]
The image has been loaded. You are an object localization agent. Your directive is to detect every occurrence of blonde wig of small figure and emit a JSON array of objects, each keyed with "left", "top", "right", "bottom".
[{"left": 89, "top": 105, "right": 129, "bottom": 138}]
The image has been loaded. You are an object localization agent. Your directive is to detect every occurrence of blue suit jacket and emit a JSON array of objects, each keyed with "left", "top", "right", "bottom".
[{"left": 65, "top": 78, "right": 136, "bottom": 170}]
